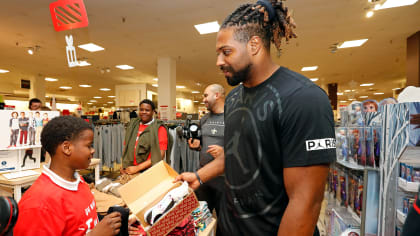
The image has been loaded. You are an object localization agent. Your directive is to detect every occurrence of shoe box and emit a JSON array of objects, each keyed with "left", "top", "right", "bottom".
[{"left": 118, "top": 161, "right": 199, "bottom": 236}]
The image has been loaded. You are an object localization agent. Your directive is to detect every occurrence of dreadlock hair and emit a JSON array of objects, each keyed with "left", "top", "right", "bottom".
[{"left": 221, "top": 0, "right": 297, "bottom": 52}]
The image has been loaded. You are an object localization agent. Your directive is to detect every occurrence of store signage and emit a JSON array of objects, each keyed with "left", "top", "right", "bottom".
[
  {"left": 20, "top": 79, "right": 31, "bottom": 89},
  {"left": 65, "top": 35, "right": 79, "bottom": 67},
  {"left": 49, "top": 0, "right": 89, "bottom": 32}
]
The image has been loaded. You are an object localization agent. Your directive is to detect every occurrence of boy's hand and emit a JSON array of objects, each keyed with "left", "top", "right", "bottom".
[
  {"left": 89, "top": 212, "right": 122, "bottom": 236},
  {"left": 125, "top": 166, "right": 139, "bottom": 175}
]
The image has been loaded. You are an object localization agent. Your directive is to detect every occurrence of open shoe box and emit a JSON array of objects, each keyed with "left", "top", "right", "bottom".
[{"left": 118, "top": 161, "right": 199, "bottom": 236}]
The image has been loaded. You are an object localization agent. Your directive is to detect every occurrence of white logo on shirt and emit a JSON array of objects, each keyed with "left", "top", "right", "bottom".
[
  {"left": 211, "top": 128, "right": 217, "bottom": 135},
  {"left": 306, "top": 138, "right": 336, "bottom": 151}
]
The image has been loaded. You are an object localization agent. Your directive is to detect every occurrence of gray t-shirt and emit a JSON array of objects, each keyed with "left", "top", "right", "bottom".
[{"left": 199, "top": 112, "right": 224, "bottom": 167}]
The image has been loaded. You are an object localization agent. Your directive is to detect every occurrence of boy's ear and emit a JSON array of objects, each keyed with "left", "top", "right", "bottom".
[{"left": 61, "top": 141, "right": 72, "bottom": 156}]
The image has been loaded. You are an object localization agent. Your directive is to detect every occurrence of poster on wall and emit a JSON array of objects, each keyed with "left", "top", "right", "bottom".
[
  {"left": 160, "top": 105, "right": 169, "bottom": 121},
  {"left": 0, "top": 110, "right": 60, "bottom": 150}
]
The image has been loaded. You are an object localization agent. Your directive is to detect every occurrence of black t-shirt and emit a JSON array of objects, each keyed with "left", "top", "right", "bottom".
[{"left": 218, "top": 67, "right": 336, "bottom": 236}]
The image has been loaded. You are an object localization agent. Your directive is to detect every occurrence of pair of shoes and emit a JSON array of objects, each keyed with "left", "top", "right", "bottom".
[{"left": 144, "top": 181, "right": 189, "bottom": 225}]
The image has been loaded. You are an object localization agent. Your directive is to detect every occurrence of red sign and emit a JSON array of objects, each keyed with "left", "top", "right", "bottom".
[{"left": 49, "top": 0, "right": 89, "bottom": 32}]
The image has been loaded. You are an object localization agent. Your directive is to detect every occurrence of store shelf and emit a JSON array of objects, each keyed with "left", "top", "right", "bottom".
[
  {"left": 326, "top": 193, "right": 361, "bottom": 228},
  {"left": 347, "top": 206, "right": 361, "bottom": 225},
  {"left": 398, "top": 177, "right": 420, "bottom": 192},
  {"left": 0, "top": 145, "right": 42, "bottom": 151},
  {"left": 396, "top": 209, "right": 406, "bottom": 224},
  {"left": 336, "top": 159, "right": 379, "bottom": 171}
]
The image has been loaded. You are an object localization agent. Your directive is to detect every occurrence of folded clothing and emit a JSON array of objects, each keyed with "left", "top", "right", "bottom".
[{"left": 144, "top": 181, "right": 189, "bottom": 225}]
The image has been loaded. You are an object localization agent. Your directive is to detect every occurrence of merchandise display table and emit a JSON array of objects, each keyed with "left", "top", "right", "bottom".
[
  {"left": 0, "top": 158, "right": 101, "bottom": 202},
  {"left": 198, "top": 218, "right": 216, "bottom": 236}
]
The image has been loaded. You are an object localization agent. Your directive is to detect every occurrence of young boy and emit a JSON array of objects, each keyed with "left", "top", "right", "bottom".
[{"left": 13, "top": 116, "right": 122, "bottom": 236}]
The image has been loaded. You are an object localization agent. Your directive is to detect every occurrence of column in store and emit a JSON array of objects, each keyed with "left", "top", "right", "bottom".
[
  {"left": 29, "top": 74, "right": 46, "bottom": 104},
  {"left": 157, "top": 57, "right": 176, "bottom": 120},
  {"left": 407, "top": 31, "right": 420, "bottom": 87}
]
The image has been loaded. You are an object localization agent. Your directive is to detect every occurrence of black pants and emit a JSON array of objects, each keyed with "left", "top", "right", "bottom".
[
  {"left": 22, "top": 150, "right": 35, "bottom": 167},
  {"left": 195, "top": 175, "right": 225, "bottom": 216}
]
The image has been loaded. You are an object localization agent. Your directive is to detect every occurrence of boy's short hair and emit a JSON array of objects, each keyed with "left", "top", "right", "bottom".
[{"left": 41, "top": 116, "right": 91, "bottom": 156}]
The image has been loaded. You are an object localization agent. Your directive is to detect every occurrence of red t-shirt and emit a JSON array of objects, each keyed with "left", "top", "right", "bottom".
[
  {"left": 138, "top": 124, "right": 168, "bottom": 161},
  {"left": 14, "top": 167, "right": 99, "bottom": 236}
]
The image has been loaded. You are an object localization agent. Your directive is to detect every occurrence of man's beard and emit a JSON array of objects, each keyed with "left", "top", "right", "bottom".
[{"left": 222, "top": 63, "right": 252, "bottom": 86}]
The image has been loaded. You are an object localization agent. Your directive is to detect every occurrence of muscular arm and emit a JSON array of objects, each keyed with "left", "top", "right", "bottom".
[{"left": 277, "top": 164, "right": 329, "bottom": 236}]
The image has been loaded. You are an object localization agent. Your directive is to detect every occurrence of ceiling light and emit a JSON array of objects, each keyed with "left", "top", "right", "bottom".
[
  {"left": 0, "top": 69, "right": 9, "bottom": 73},
  {"left": 27, "top": 49, "right": 34, "bottom": 55},
  {"left": 337, "top": 92, "right": 344, "bottom": 95},
  {"left": 94, "top": 96, "right": 102, "bottom": 99},
  {"left": 89, "top": 100, "right": 97, "bottom": 102},
  {"left": 392, "top": 88, "right": 401, "bottom": 90},
  {"left": 366, "top": 11, "right": 374, "bottom": 18},
  {"left": 153, "top": 78, "right": 158, "bottom": 81},
  {"left": 337, "top": 39, "right": 368, "bottom": 49},
  {"left": 200, "top": 102, "right": 205, "bottom": 104},
  {"left": 116, "top": 65, "right": 134, "bottom": 70},
  {"left": 176, "top": 86, "right": 186, "bottom": 89},
  {"left": 359, "top": 96, "right": 369, "bottom": 98},
  {"left": 79, "top": 84, "right": 92, "bottom": 88},
  {"left": 100, "top": 88, "right": 111, "bottom": 91},
  {"left": 45, "top": 95, "right": 49, "bottom": 98},
  {"left": 103, "top": 104, "right": 108, "bottom": 106},
  {"left": 152, "top": 84, "right": 158, "bottom": 87},
  {"left": 194, "top": 21, "right": 220, "bottom": 35},
  {"left": 301, "top": 66, "right": 318, "bottom": 71},
  {"left": 108, "top": 95, "right": 116, "bottom": 98},
  {"left": 375, "top": 0, "right": 418, "bottom": 10},
  {"left": 310, "top": 78, "right": 319, "bottom": 82},
  {"left": 78, "top": 61, "right": 91, "bottom": 67},
  {"left": 59, "top": 86, "right": 72, "bottom": 90},
  {"left": 192, "top": 91, "right": 200, "bottom": 94},
  {"left": 351, "top": 90, "right": 356, "bottom": 92},
  {"left": 78, "top": 43, "right": 105, "bottom": 52},
  {"left": 344, "top": 90, "right": 351, "bottom": 92},
  {"left": 87, "top": 102, "right": 93, "bottom": 105},
  {"left": 45, "top": 77, "right": 58, "bottom": 82},
  {"left": 360, "top": 83, "right": 374, "bottom": 86},
  {"left": 194, "top": 101, "right": 199, "bottom": 103},
  {"left": 340, "top": 101, "right": 347, "bottom": 103},
  {"left": 374, "top": 92, "right": 384, "bottom": 95},
  {"left": 107, "top": 101, "right": 113, "bottom": 104}
]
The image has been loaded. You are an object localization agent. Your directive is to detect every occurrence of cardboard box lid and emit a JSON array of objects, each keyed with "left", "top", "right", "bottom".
[{"left": 118, "top": 161, "right": 180, "bottom": 223}]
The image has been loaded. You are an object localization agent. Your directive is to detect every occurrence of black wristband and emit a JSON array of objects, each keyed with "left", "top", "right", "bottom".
[{"left": 194, "top": 171, "right": 203, "bottom": 185}]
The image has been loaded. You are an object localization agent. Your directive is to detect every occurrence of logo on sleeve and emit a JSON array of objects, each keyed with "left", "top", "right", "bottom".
[{"left": 306, "top": 138, "right": 336, "bottom": 151}]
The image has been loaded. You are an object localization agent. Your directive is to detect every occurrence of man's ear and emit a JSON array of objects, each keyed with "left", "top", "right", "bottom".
[
  {"left": 61, "top": 141, "right": 72, "bottom": 156},
  {"left": 247, "top": 36, "right": 263, "bottom": 56}
]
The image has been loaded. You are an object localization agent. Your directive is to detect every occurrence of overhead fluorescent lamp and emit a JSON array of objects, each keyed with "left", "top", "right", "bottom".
[
  {"left": 108, "top": 95, "right": 116, "bottom": 98},
  {"left": 116, "top": 65, "right": 134, "bottom": 70},
  {"left": 194, "top": 101, "right": 199, "bottom": 103},
  {"left": 191, "top": 91, "right": 200, "bottom": 94},
  {"left": 176, "top": 85, "right": 186, "bottom": 89},
  {"left": 100, "top": 88, "right": 111, "bottom": 91},
  {"left": 340, "top": 101, "right": 347, "bottom": 103},
  {"left": 78, "top": 61, "right": 91, "bottom": 67},
  {"left": 153, "top": 78, "right": 158, "bottom": 81},
  {"left": 310, "top": 78, "right": 319, "bottom": 82},
  {"left": 359, "top": 96, "right": 369, "bottom": 98},
  {"left": 79, "top": 84, "right": 92, "bottom": 88},
  {"left": 59, "top": 86, "right": 72, "bottom": 90},
  {"left": 87, "top": 102, "right": 93, "bottom": 105},
  {"left": 0, "top": 69, "right": 10, "bottom": 73},
  {"left": 152, "top": 84, "right": 158, "bottom": 87},
  {"left": 78, "top": 43, "right": 105, "bottom": 52},
  {"left": 45, "top": 77, "right": 58, "bottom": 82},
  {"left": 337, "top": 39, "right": 368, "bottom": 49},
  {"left": 107, "top": 101, "right": 113, "bottom": 104},
  {"left": 392, "top": 88, "right": 401, "bottom": 90},
  {"left": 89, "top": 100, "right": 97, "bottom": 102},
  {"left": 194, "top": 21, "right": 220, "bottom": 35},
  {"left": 344, "top": 90, "right": 351, "bottom": 92},
  {"left": 301, "top": 66, "right": 318, "bottom": 71},
  {"left": 374, "top": 92, "right": 384, "bottom": 95},
  {"left": 360, "top": 83, "right": 374, "bottom": 87},
  {"left": 93, "top": 96, "right": 102, "bottom": 99},
  {"left": 366, "top": 11, "right": 374, "bottom": 18},
  {"left": 337, "top": 92, "right": 344, "bottom": 95},
  {"left": 375, "top": 0, "right": 418, "bottom": 10}
]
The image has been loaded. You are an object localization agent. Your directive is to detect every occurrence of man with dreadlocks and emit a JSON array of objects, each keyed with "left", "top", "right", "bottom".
[{"left": 176, "top": 1, "right": 336, "bottom": 235}]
